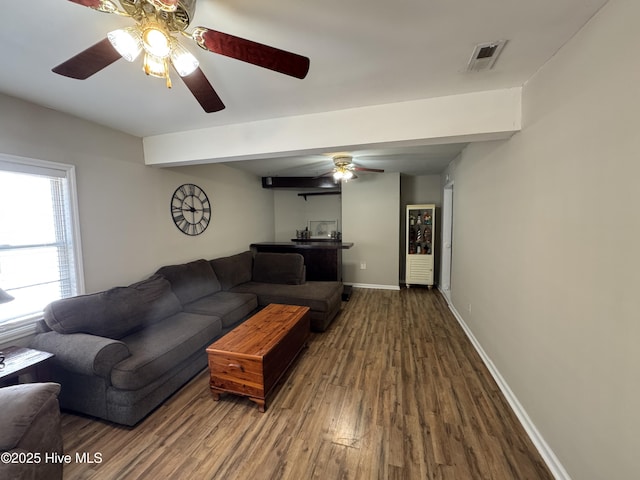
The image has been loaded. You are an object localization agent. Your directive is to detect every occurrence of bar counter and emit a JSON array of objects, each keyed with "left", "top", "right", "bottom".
[{"left": 250, "top": 242, "right": 353, "bottom": 282}]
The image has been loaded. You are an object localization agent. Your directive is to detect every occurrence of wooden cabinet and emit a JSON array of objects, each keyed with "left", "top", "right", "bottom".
[{"left": 406, "top": 204, "right": 435, "bottom": 287}]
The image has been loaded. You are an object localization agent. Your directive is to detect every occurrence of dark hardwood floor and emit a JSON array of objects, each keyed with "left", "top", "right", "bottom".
[{"left": 60, "top": 288, "right": 553, "bottom": 479}]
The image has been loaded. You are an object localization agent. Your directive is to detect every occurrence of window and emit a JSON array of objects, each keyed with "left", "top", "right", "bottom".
[{"left": 0, "top": 154, "right": 84, "bottom": 340}]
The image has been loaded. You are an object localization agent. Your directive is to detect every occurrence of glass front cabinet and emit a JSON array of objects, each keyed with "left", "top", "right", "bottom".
[{"left": 406, "top": 204, "right": 435, "bottom": 287}]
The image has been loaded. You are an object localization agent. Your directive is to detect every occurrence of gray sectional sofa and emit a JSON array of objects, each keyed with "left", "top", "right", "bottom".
[{"left": 30, "top": 251, "right": 342, "bottom": 426}]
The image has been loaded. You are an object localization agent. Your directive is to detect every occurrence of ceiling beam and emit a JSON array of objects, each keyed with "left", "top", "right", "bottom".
[{"left": 143, "top": 88, "right": 521, "bottom": 167}]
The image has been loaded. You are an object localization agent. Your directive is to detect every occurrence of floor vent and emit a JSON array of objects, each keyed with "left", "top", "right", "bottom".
[{"left": 466, "top": 40, "right": 507, "bottom": 72}]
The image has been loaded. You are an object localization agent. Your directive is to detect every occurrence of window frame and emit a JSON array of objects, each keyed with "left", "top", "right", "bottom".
[{"left": 0, "top": 153, "right": 85, "bottom": 343}]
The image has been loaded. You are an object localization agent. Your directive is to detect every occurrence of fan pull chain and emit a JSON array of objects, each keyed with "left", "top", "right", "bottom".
[{"left": 164, "top": 58, "right": 172, "bottom": 88}]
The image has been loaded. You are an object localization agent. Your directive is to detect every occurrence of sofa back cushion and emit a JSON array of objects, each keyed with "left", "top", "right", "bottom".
[
  {"left": 43, "top": 275, "right": 181, "bottom": 339},
  {"left": 210, "top": 251, "right": 253, "bottom": 290},
  {"left": 128, "top": 275, "right": 183, "bottom": 325},
  {"left": 155, "top": 259, "right": 221, "bottom": 305},
  {"left": 252, "top": 252, "right": 306, "bottom": 285}
]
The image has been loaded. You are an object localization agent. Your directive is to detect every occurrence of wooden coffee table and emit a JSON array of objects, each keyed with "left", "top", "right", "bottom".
[{"left": 206, "top": 304, "right": 310, "bottom": 412}]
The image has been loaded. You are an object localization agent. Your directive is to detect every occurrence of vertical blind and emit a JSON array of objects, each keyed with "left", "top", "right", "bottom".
[{"left": 0, "top": 155, "right": 84, "bottom": 331}]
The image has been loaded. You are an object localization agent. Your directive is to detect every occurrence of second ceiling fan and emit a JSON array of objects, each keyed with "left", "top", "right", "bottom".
[
  {"left": 319, "top": 155, "right": 385, "bottom": 181},
  {"left": 54, "top": 0, "right": 310, "bottom": 112}
]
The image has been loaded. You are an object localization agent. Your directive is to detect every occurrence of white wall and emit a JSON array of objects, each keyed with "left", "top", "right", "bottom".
[
  {"left": 447, "top": 1, "right": 640, "bottom": 478},
  {"left": 273, "top": 190, "right": 341, "bottom": 241},
  {"left": 342, "top": 173, "right": 400, "bottom": 288},
  {"left": 0, "top": 94, "right": 274, "bottom": 293}
]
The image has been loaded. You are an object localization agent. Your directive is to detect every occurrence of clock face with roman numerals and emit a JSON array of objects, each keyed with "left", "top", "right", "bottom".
[{"left": 170, "top": 184, "right": 211, "bottom": 236}]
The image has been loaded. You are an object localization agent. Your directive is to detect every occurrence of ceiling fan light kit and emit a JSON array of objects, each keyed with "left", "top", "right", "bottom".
[
  {"left": 332, "top": 156, "right": 355, "bottom": 181},
  {"left": 106, "top": 13, "right": 198, "bottom": 87},
  {"left": 325, "top": 155, "right": 385, "bottom": 182},
  {"left": 333, "top": 167, "right": 354, "bottom": 181},
  {"left": 55, "top": 0, "right": 310, "bottom": 112}
]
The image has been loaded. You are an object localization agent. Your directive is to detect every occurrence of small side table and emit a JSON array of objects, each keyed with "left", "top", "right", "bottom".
[{"left": 0, "top": 346, "right": 54, "bottom": 386}]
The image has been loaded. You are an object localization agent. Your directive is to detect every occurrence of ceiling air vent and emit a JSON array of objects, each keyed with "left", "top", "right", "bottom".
[{"left": 466, "top": 40, "right": 507, "bottom": 72}]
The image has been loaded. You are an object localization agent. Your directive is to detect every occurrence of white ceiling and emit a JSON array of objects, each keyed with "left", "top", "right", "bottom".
[
  {"left": 227, "top": 144, "right": 468, "bottom": 178},
  {"left": 0, "top": 0, "right": 608, "bottom": 177}
]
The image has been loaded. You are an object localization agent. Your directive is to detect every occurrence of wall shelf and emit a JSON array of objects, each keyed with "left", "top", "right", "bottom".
[{"left": 297, "top": 191, "right": 341, "bottom": 201}]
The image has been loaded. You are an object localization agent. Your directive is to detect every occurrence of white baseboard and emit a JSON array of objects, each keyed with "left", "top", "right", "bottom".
[
  {"left": 345, "top": 283, "right": 401, "bottom": 291},
  {"left": 440, "top": 287, "right": 571, "bottom": 480}
]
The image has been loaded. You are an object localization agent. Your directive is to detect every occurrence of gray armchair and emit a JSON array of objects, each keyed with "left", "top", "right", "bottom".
[{"left": 0, "top": 382, "right": 63, "bottom": 480}]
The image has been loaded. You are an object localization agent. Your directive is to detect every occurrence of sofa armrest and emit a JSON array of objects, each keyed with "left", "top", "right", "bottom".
[
  {"left": 252, "top": 252, "right": 306, "bottom": 285},
  {"left": 0, "top": 383, "right": 60, "bottom": 451},
  {"left": 30, "top": 331, "right": 130, "bottom": 379}
]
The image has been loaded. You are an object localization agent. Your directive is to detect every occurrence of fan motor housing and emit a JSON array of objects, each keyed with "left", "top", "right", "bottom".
[
  {"left": 333, "top": 155, "right": 353, "bottom": 168},
  {"left": 119, "top": 0, "right": 196, "bottom": 31}
]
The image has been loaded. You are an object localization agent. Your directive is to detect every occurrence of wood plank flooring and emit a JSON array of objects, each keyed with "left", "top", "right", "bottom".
[{"left": 60, "top": 288, "right": 554, "bottom": 479}]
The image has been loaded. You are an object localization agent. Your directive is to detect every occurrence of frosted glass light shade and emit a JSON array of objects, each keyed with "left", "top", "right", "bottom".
[
  {"left": 143, "top": 52, "right": 167, "bottom": 78},
  {"left": 333, "top": 168, "right": 353, "bottom": 181},
  {"left": 170, "top": 42, "right": 199, "bottom": 76},
  {"left": 143, "top": 27, "right": 171, "bottom": 58},
  {"left": 107, "top": 27, "right": 142, "bottom": 62}
]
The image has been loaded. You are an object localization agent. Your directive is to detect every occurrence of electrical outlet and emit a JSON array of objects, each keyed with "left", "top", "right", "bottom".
[
  {"left": 468, "top": 303, "right": 472, "bottom": 313},
  {"left": 360, "top": 262, "right": 367, "bottom": 270}
]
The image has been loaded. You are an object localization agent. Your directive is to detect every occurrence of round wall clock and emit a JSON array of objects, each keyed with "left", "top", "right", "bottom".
[{"left": 170, "top": 184, "right": 211, "bottom": 236}]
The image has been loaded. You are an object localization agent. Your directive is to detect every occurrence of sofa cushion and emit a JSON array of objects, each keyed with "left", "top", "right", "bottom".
[
  {"left": 182, "top": 291, "right": 257, "bottom": 328},
  {"left": 230, "top": 281, "right": 343, "bottom": 313},
  {"left": 252, "top": 252, "right": 305, "bottom": 285},
  {"left": 156, "top": 259, "right": 221, "bottom": 305},
  {"left": 111, "top": 312, "right": 222, "bottom": 391},
  {"left": 209, "top": 251, "right": 253, "bottom": 290},
  {"left": 43, "top": 275, "right": 181, "bottom": 339}
]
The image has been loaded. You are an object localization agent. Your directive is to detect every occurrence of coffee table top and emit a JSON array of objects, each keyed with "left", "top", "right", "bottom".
[{"left": 207, "top": 304, "right": 310, "bottom": 358}]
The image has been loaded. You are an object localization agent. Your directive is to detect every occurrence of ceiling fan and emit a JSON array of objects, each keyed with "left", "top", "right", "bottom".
[
  {"left": 53, "top": 0, "right": 310, "bottom": 112},
  {"left": 320, "top": 155, "right": 385, "bottom": 181}
]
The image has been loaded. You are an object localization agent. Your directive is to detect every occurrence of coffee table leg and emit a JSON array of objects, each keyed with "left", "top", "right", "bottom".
[
  {"left": 249, "top": 397, "right": 266, "bottom": 412},
  {"left": 210, "top": 386, "right": 224, "bottom": 401},
  {"left": 210, "top": 388, "right": 266, "bottom": 412}
]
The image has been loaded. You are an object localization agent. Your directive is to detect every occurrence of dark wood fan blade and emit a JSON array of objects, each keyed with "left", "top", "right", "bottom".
[
  {"left": 68, "top": 0, "right": 102, "bottom": 7},
  {"left": 353, "top": 167, "right": 385, "bottom": 173},
  {"left": 52, "top": 38, "right": 121, "bottom": 79},
  {"left": 179, "top": 67, "right": 225, "bottom": 113},
  {"left": 193, "top": 28, "right": 310, "bottom": 79}
]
